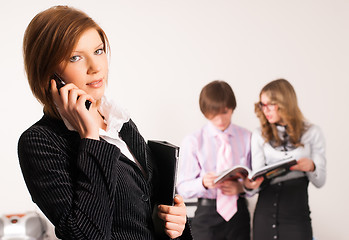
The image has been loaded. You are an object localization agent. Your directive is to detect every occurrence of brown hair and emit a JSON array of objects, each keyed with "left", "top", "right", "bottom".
[
  {"left": 23, "top": 5, "right": 110, "bottom": 118},
  {"left": 199, "top": 80, "right": 236, "bottom": 118},
  {"left": 254, "top": 79, "right": 306, "bottom": 147}
]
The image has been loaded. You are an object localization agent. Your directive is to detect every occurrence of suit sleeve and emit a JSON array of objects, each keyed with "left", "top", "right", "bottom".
[{"left": 18, "top": 128, "right": 120, "bottom": 239}]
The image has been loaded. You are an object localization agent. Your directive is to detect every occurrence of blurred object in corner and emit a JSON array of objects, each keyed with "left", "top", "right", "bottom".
[{"left": 0, "top": 211, "right": 48, "bottom": 240}]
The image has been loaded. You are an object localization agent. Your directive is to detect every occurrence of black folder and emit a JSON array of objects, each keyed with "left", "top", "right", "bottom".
[
  {"left": 148, "top": 140, "right": 179, "bottom": 239},
  {"left": 148, "top": 140, "right": 179, "bottom": 205}
]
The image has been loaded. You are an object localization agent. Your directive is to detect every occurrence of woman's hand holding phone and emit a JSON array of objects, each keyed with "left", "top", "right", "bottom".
[
  {"left": 53, "top": 73, "right": 92, "bottom": 110},
  {"left": 51, "top": 79, "right": 99, "bottom": 140}
]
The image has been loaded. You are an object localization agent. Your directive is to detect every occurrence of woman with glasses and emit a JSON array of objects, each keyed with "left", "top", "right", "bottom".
[{"left": 248, "top": 79, "right": 326, "bottom": 240}]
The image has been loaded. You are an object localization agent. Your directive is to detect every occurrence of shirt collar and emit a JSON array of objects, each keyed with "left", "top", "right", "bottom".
[
  {"left": 276, "top": 124, "right": 287, "bottom": 132},
  {"left": 207, "top": 121, "right": 234, "bottom": 138},
  {"left": 99, "top": 95, "right": 130, "bottom": 134}
]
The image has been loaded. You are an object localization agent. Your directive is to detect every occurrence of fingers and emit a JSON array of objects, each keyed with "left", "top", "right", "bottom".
[
  {"left": 51, "top": 79, "right": 94, "bottom": 112},
  {"left": 290, "top": 165, "right": 299, "bottom": 171},
  {"left": 158, "top": 203, "right": 186, "bottom": 217},
  {"left": 157, "top": 207, "right": 186, "bottom": 224},
  {"left": 157, "top": 207, "right": 186, "bottom": 239},
  {"left": 51, "top": 80, "right": 61, "bottom": 108},
  {"left": 235, "top": 172, "right": 246, "bottom": 179},
  {"left": 67, "top": 88, "right": 92, "bottom": 111},
  {"left": 244, "top": 177, "right": 264, "bottom": 189},
  {"left": 290, "top": 158, "right": 315, "bottom": 172},
  {"left": 218, "top": 180, "right": 242, "bottom": 195},
  {"left": 173, "top": 195, "right": 185, "bottom": 206},
  {"left": 203, "top": 172, "right": 217, "bottom": 189},
  {"left": 163, "top": 222, "right": 185, "bottom": 239},
  {"left": 157, "top": 195, "right": 187, "bottom": 238},
  {"left": 50, "top": 79, "right": 99, "bottom": 139}
]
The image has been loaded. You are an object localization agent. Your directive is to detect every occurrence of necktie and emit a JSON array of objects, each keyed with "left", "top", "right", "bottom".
[{"left": 216, "top": 133, "right": 238, "bottom": 221}]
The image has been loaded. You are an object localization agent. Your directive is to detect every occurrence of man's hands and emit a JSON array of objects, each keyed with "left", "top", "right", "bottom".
[
  {"left": 202, "top": 172, "right": 217, "bottom": 189},
  {"left": 216, "top": 180, "right": 244, "bottom": 195},
  {"left": 203, "top": 171, "right": 264, "bottom": 193},
  {"left": 203, "top": 172, "right": 245, "bottom": 195}
]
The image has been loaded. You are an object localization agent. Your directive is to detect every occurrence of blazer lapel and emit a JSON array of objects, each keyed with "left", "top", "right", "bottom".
[{"left": 119, "top": 119, "right": 152, "bottom": 180}]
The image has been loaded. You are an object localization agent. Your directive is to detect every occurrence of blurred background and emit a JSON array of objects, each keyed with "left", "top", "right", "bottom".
[{"left": 0, "top": 0, "right": 348, "bottom": 239}]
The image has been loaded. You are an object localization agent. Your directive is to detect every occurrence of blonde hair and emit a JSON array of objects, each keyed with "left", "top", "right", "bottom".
[
  {"left": 23, "top": 6, "right": 110, "bottom": 118},
  {"left": 254, "top": 79, "right": 306, "bottom": 147}
]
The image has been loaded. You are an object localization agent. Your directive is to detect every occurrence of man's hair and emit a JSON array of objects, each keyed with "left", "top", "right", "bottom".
[{"left": 199, "top": 80, "right": 236, "bottom": 118}]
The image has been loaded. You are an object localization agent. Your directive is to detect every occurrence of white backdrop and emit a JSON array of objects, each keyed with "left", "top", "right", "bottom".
[{"left": 1, "top": 1, "right": 348, "bottom": 239}]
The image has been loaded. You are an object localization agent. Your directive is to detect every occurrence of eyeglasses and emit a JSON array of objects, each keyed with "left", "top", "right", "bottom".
[{"left": 259, "top": 102, "right": 277, "bottom": 111}]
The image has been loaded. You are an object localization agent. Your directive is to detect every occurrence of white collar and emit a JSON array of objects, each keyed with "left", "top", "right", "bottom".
[{"left": 99, "top": 95, "right": 130, "bottom": 134}]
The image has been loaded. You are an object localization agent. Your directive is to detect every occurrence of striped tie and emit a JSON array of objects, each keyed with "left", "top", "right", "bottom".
[{"left": 216, "top": 133, "right": 238, "bottom": 221}]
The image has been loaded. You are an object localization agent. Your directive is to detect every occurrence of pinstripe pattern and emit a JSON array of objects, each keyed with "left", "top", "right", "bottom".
[{"left": 18, "top": 115, "right": 192, "bottom": 240}]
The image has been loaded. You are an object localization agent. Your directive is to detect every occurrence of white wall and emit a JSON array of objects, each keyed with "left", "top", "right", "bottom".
[{"left": 1, "top": 0, "right": 348, "bottom": 239}]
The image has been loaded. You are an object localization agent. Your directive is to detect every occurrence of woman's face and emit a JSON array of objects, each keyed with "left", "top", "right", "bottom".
[
  {"left": 260, "top": 93, "right": 282, "bottom": 124},
  {"left": 208, "top": 108, "right": 233, "bottom": 131},
  {"left": 58, "top": 28, "right": 108, "bottom": 101}
]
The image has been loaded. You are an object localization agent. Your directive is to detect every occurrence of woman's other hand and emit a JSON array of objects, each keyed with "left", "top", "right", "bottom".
[
  {"left": 243, "top": 177, "right": 264, "bottom": 190},
  {"left": 290, "top": 158, "right": 315, "bottom": 172},
  {"left": 157, "top": 195, "right": 187, "bottom": 239}
]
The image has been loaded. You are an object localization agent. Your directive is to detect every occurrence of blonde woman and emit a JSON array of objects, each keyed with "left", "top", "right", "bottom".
[{"left": 249, "top": 79, "right": 326, "bottom": 240}]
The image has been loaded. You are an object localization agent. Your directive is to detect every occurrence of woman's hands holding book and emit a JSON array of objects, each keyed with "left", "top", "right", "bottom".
[
  {"left": 242, "top": 176, "right": 264, "bottom": 190},
  {"left": 290, "top": 158, "right": 315, "bottom": 172}
]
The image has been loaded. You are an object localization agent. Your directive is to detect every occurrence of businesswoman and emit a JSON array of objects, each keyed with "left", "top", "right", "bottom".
[
  {"left": 249, "top": 79, "right": 326, "bottom": 240},
  {"left": 18, "top": 6, "right": 191, "bottom": 240}
]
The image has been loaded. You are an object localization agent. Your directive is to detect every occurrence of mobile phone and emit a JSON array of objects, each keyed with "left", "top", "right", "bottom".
[{"left": 53, "top": 73, "right": 91, "bottom": 110}]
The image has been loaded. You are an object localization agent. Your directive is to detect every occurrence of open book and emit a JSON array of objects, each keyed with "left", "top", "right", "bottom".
[{"left": 214, "top": 157, "right": 297, "bottom": 184}]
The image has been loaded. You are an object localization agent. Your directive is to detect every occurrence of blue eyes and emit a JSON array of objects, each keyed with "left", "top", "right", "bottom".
[
  {"left": 70, "top": 55, "right": 81, "bottom": 62},
  {"left": 69, "top": 48, "right": 104, "bottom": 63},
  {"left": 95, "top": 48, "right": 104, "bottom": 55}
]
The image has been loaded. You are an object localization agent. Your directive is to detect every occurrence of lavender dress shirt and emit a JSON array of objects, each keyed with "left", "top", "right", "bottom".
[{"left": 176, "top": 122, "right": 251, "bottom": 199}]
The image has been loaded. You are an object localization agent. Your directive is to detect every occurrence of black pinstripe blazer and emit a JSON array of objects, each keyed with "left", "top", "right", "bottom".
[{"left": 18, "top": 114, "right": 192, "bottom": 240}]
